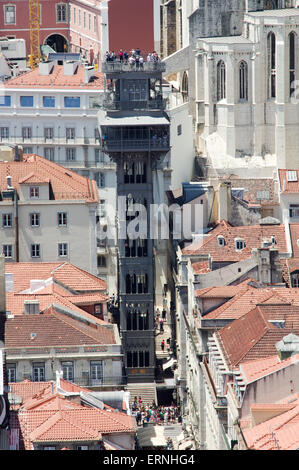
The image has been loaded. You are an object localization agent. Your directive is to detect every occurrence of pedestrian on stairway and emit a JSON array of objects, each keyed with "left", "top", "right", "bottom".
[
  {"left": 161, "top": 340, "right": 165, "bottom": 351},
  {"left": 162, "top": 309, "right": 166, "bottom": 320},
  {"left": 136, "top": 410, "right": 142, "bottom": 426},
  {"left": 138, "top": 396, "right": 142, "bottom": 406},
  {"left": 159, "top": 318, "right": 164, "bottom": 332}
]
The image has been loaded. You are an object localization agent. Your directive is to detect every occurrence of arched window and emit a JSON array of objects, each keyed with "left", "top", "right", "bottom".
[
  {"left": 268, "top": 32, "right": 276, "bottom": 98},
  {"left": 182, "top": 71, "right": 188, "bottom": 103},
  {"left": 239, "top": 61, "right": 248, "bottom": 100},
  {"left": 217, "top": 60, "right": 226, "bottom": 101},
  {"left": 289, "top": 32, "right": 296, "bottom": 98}
]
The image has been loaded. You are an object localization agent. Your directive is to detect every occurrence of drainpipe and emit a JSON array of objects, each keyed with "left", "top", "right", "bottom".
[{"left": 14, "top": 189, "right": 19, "bottom": 262}]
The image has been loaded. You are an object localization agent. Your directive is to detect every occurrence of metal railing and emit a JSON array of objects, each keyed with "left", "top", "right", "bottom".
[
  {"left": 101, "top": 138, "right": 170, "bottom": 152},
  {"left": 103, "top": 99, "right": 167, "bottom": 111},
  {"left": 11, "top": 375, "right": 127, "bottom": 387},
  {"left": 102, "top": 61, "right": 166, "bottom": 73}
]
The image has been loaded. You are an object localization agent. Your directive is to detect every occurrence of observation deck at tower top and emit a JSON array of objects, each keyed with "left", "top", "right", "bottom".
[{"left": 102, "top": 61, "right": 166, "bottom": 74}]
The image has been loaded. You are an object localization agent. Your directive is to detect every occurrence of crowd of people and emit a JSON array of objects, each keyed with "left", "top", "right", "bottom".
[
  {"left": 131, "top": 396, "right": 181, "bottom": 429},
  {"left": 105, "top": 48, "right": 161, "bottom": 67}
]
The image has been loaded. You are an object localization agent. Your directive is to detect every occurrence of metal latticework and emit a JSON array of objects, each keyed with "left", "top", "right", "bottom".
[{"left": 29, "top": 0, "right": 41, "bottom": 69}]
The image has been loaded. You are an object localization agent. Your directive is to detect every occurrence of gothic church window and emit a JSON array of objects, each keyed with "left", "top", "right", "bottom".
[
  {"left": 268, "top": 32, "right": 276, "bottom": 98},
  {"left": 289, "top": 32, "right": 296, "bottom": 98},
  {"left": 217, "top": 60, "right": 226, "bottom": 101},
  {"left": 239, "top": 61, "right": 248, "bottom": 101}
]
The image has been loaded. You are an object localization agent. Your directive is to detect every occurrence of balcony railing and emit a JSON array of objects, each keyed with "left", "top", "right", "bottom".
[
  {"left": 101, "top": 138, "right": 170, "bottom": 152},
  {"left": 102, "top": 61, "right": 166, "bottom": 73},
  {"left": 10, "top": 375, "right": 127, "bottom": 388},
  {"left": 103, "top": 99, "right": 167, "bottom": 111}
]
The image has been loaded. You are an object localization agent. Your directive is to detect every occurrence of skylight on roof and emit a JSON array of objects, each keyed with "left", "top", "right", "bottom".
[{"left": 286, "top": 171, "right": 298, "bottom": 182}]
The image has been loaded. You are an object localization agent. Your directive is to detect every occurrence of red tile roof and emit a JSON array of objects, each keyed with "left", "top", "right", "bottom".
[
  {"left": 5, "top": 262, "right": 107, "bottom": 293},
  {"left": 5, "top": 310, "right": 116, "bottom": 348},
  {"left": 278, "top": 169, "right": 299, "bottom": 193},
  {"left": 0, "top": 155, "right": 98, "bottom": 202},
  {"left": 195, "top": 279, "right": 253, "bottom": 299},
  {"left": 242, "top": 396, "right": 299, "bottom": 450},
  {"left": 216, "top": 305, "right": 299, "bottom": 367},
  {"left": 182, "top": 220, "right": 287, "bottom": 261},
  {"left": 3, "top": 65, "right": 104, "bottom": 90},
  {"left": 240, "top": 353, "right": 299, "bottom": 384},
  {"left": 203, "top": 286, "right": 299, "bottom": 321}
]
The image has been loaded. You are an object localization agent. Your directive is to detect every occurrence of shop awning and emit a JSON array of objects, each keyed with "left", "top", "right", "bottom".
[{"left": 162, "top": 358, "right": 177, "bottom": 370}]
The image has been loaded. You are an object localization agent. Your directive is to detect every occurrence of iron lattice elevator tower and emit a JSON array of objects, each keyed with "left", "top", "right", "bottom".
[{"left": 100, "top": 59, "right": 170, "bottom": 382}]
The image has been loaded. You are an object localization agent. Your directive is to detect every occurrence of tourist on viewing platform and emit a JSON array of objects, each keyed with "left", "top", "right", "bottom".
[
  {"left": 119, "top": 49, "right": 123, "bottom": 62},
  {"left": 124, "top": 51, "right": 128, "bottom": 64}
]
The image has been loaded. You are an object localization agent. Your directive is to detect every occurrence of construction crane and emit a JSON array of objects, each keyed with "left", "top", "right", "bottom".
[{"left": 28, "top": 0, "right": 41, "bottom": 69}]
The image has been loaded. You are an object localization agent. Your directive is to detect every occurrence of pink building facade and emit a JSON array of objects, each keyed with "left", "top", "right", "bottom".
[
  {"left": 0, "top": 0, "right": 105, "bottom": 64},
  {"left": 107, "top": 0, "right": 160, "bottom": 56}
]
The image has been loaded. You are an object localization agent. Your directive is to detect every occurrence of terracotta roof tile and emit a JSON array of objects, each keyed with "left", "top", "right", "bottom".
[
  {"left": 278, "top": 169, "right": 299, "bottom": 193},
  {"left": 240, "top": 353, "right": 299, "bottom": 383},
  {"left": 242, "top": 400, "right": 299, "bottom": 450},
  {"left": 216, "top": 305, "right": 299, "bottom": 367},
  {"left": 5, "top": 262, "right": 106, "bottom": 293},
  {"left": 203, "top": 286, "right": 299, "bottom": 321},
  {"left": 5, "top": 310, "right": 116, "bottom": 348},
  {"left": 182, "top": 220, "right": 287, "bottom": 261},
  {"left": 0, "top": 155, "right": 98, "bottom": 202},
  {"left": 3, "top": 65, "right": 104, "bottom": 90}
]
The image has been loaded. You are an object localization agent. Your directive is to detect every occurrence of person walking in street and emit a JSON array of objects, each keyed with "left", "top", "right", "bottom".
[
  {"left": 159, "top": 318, "right": 164, "bottom": 332},
  {"left": 161, "top": 340, "right": 165, "bottom": 351}
]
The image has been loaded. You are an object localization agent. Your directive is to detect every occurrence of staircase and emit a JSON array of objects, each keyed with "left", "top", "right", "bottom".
[{"left": 126, "top": 382, "right": 158, "bottom": 407}]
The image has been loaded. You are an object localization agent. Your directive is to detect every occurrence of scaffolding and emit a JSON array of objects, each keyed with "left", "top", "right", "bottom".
[{"left": 29, "top": 0, "right": 41, "bottom": 69}]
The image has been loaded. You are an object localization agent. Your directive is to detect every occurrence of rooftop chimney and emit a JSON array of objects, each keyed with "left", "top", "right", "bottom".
[
  {"left": 64, "top": 61, "right": 78, "bottom": 76},
  {"left": 276, "top": 333, "right": 299, "bottom": 360},
  {"left": 39, "top": 61, "right": 54, "bottom": 76},
  {"left": 84, "top": 66, "right": 94, "bottom": 84}
]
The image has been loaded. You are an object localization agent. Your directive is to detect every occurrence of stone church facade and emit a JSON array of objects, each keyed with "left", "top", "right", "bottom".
[{"left": 162, "top": 0, "right": 299, "bottom": 169}]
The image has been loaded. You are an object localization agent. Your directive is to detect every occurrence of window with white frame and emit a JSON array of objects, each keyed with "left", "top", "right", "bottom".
[
  {"left": 7, "top": 363, "right": 16, "bottom": 382},
  {"left": 94, "top": 15, "right": 97, "bottom": 32},
  {"left": 99, "top": 200, "right": 105, "bottom": 218},
  {"left": 235, "top": 239, "right": 246, "bottom": 250},
  {"left": 56, "top": 3, "right": 67, "bottom": 22},
  {"left": 97, "top": 172, "right": 105, "bottom": 188},
  {"left": 78, "top": 9, "right": 81, "bottom": 25},
  {"left": 29, "top": 186, "right": 39, "bottom": 199},
  {"left": 44, "top": 147, "right": 54, "bottom": 161},
  {"left": 66, "top": 127, "right": 75, "bottom": 140},
  {"left": 289, "top": 205, "right": 299, "bottom": 217},
  {"left": 33, "top": 362, "right": 45, "bottom": 381},
  {"left": 83, "top": 11, "right": 86, "bottom": 28},
  {"left": 23, "top": 147, "right": 33, "bottom": 154},
  {"left": 4, "top": 5, "right": 16, "bottom": 24},
  {"left": 2, "top": 213, "right": 12, "bottom": 228},
  {"left": 30, "top": 213, "right": 40, "bottom": 227},
  {"left": 58, "top": 212, "right": 67, "bottom": 226},
  {"left": 22, "top": 127, "right": 32, "bottom": 139},
  {"left": 217, "top": 236, "right": 225, "bottom": 247},
  {"left": 58, "top": 242, "right": 68, "bottom": 257},
  {"left": 0, "top": 127, "right": 9, "bottom": 139},
  {"left": 3, "top": 244, "right": 12, "bottom": 258},
  {"left": 90, "top": 360, "right": 103, "bottom": 383},
  {"left": 31, "top": 244, "right": 40, "bottom": 258},
  {"left": 88, "top": 13, "right": 91, "bottom": 30},
  {"left": 44, "top": 127, "right": 54, "bottom": 139},
  {"left": 66, "top": 148, "right": 76, "bottom": 161},
  {"left": 61, "top": 361, "right": 73, "bottom": 381}
]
